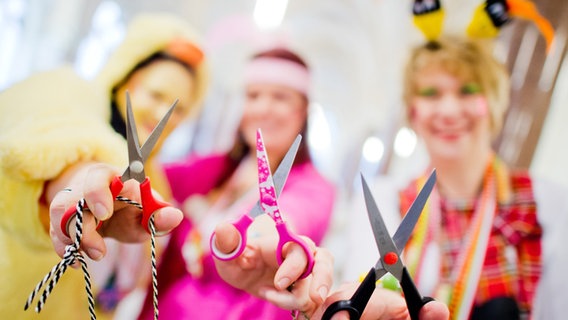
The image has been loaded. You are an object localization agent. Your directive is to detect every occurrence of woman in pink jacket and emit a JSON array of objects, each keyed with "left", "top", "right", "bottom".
[{"left": 137, "top": 47, "right": 336, "bottom": 320}]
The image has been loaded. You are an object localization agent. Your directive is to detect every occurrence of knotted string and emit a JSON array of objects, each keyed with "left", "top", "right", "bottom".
[
  {"left": 25, "top": 195, "right": 160, "bottom": 320},
  {"left": 24, "top": 198, "right": 97, "bottom": 319}
]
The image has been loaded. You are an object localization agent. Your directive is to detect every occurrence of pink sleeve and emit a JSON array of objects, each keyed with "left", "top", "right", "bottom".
[{"left": 163, "top": 154, "right": 235, "bottom": 204}]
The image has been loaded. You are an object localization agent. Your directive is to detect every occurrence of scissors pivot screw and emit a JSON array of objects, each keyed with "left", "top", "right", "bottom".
[
  {"left": 384, "top": 252, "right": 398, "bottom": 265},
  {"left": 130, "top": 160, "right": 144, "bottom": 173}
]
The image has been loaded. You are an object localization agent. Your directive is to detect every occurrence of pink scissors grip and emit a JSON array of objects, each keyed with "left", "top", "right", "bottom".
[
  {"left": 210, "top": 214, "right": 254, "bottom": 261},
  {"left": 275, "top": 223, "right": 314, "bottom": 279},
  {"left": 139, "top": 177, "right": 170, "bottom": 234}
]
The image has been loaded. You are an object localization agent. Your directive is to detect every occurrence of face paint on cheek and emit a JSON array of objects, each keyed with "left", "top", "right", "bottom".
[
  {"left": 409, "top": 107, "right": 417, "bottom": 121},
  {"left": 410, "top": 105, "right": 429, "bottom": 122},
  {"left": 474, "top": 97, "right": 489, "bottom": 117},
  {"left": 408, "top": 106, "right": 425, "bottom": 134}
]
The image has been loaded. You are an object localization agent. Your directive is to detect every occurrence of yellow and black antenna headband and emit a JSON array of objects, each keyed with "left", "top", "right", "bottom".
[
  {"left": 412, "top": 0, "right": 555, "bottom": 52},
  {"left": 412, "top": 0, "right": 445, "bottom": 41}
]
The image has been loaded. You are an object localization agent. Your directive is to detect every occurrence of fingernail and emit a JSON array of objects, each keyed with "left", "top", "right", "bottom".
[
  {"left": 319, "top": 286, "right": 329, "bottom": 302},
  {"left": 277, "top": 277, "right": 291, "bottom": 290},
  {"left": 94, "top": 203, "right": 109, "bottom": 220},
  {"left": 87, "top": 248, "right": 103, "bottom": 261}
]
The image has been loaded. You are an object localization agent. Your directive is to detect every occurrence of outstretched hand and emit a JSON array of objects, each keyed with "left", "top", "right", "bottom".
[
  {"left": 212, "top": 216, "right": 449, "bottom": 320},
  {"left": 48, "top": 162, "right": 183, "bottom": 261},
  {"left": 312, "top": 282, "right": 450, "bottom": 320},
  {"left": 212, "top": 217, "right": 334, "bottom": 315}
]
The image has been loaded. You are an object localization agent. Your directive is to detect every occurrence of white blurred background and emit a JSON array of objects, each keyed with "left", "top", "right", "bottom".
[{"left": 1, "top": 0, "right": 566, "bottom": 192}]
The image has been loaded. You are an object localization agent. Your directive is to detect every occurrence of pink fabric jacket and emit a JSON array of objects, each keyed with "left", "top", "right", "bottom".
[{"left": 138, "top": 153, "right": 336, "bottom": 319}]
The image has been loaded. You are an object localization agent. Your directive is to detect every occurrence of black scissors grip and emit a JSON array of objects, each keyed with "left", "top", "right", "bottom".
[
  {"left": 322, "top": 300, "right": 362, "bottom": 320},
  {"left": 322, "top": 267, "right": 377, "bottom": 320},
  {"left": 400, "top": 267, "right": 434, "bottom": 320}
]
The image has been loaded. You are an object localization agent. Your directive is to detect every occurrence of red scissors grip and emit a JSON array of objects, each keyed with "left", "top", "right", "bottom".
[
  {"left": 109, "top": 176, "right": 124, "bottom": 197},
  {"left": 60, "top": 176, "right": 124, "bottom": 238},
  {"left": 60, "top": 205, "right": 81, "bottom": 238},
  {"left": 139, "top": 177, "right": 170, "bottom": 233}
]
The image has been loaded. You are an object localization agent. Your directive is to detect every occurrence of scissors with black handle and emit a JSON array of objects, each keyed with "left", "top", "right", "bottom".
[{"left": 322, "top": 169, "right": 437, "bottom": 320}]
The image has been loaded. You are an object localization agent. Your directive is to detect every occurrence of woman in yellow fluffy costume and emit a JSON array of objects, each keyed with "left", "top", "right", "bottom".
[{"left": 0, "top": 13, "right": 208, "bottom": 319}]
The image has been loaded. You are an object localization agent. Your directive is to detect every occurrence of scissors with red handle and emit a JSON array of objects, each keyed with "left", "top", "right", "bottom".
[
  {"left": 61, "top": 93, "right": 176, "bottom": 237},
  {"left": 210, "top": 129, "right": 314, "bottom": 279},
  {"left": 322, "top": 169, "right": 437, "bottom": 320}
]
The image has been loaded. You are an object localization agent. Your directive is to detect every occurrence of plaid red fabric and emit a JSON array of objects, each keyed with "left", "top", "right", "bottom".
[{"left": 400, "top": 170, "right": 542, "bottom": 315}]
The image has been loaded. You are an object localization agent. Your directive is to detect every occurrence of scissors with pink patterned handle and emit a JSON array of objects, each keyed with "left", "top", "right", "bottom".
[{"left": 210, "top": 129, "right": 314, "bottom": 279}]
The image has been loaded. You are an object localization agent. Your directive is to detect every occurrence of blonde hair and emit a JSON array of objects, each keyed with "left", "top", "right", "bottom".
[
  {"left": 402, "top": 35, "right": 510, "bottom": 137},
  {"left": 96, "top": 13, "right": 209, "bottom": 114}
]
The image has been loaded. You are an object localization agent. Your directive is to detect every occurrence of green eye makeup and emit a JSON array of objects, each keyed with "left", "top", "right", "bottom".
[
  {"left": 418, "top": 87, "right": 438, "bottom": 97},
  {"left": 461, "top": 82, "right": 481, "bottom": 94}
]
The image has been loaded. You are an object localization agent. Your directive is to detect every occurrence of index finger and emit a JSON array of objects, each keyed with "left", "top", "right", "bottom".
[
  {"left": 308, "top": 247, "right": 334, "bottom": 304},
  {"left": 82, "top": 163, "right": 121, "bottom": 221},
  {"left": 49, "top": 188, "right": 83, "bottom": 256}
]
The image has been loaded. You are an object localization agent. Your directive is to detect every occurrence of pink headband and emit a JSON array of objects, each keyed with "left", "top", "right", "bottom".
[{"left": 243, "top": 57, "right": 310, "bottom": 95}]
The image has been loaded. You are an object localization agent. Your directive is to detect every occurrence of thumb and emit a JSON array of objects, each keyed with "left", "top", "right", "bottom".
[
  {"left": 214, "top": 222, "right": 241, "bottom": 254},
  {"left": 152, "top": 206, "right": 184, "bottom": 235}
]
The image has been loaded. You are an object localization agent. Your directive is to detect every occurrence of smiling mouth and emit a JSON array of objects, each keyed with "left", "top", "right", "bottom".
[
  {"left": 439, "top": 133, "right": 461, "bottom": 141},
  {"left": 433, "top": 128, "right": 465, "bottom": 141}
]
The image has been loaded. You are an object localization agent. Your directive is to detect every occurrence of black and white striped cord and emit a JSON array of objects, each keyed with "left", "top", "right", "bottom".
[
  {"left": 148, "top": 214, "right": 159, "bottom": 320},
  {"left": 24, "top": 198, "right": 97, "bottom": 319},
  {"left": 24, "top": 195, "right": 160, "bottom": 320},
  {"left": 117, "top": 195, "right": 159, "bottom": 320}
]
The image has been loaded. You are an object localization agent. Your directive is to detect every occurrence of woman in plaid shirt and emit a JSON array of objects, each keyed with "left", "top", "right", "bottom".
[
  {"left": 396, "top": 35, "right": 542, "bottom": 319},
  {"left": 336, "top": 31, "right": 567, "bottom": 319}
]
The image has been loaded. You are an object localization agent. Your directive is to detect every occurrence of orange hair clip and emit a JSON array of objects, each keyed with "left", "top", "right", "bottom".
[
  {"left": 507, "top": 0, "right": 555, "bottom": 52},
  {"left": 165, "top": 38, "right": 204, "bottom": 68},
  {"left": 467, "top": 0, "right": 555, "bottom": 53}
]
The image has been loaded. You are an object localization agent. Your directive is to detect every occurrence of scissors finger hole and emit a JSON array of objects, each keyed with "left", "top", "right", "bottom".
[{"left": 210, "top": 233, "right": 244, "bottom": 261}]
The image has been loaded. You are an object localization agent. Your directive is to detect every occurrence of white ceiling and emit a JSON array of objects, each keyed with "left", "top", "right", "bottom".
[{"left": 2, "top": 0, "right": 567, "bottom": 188}]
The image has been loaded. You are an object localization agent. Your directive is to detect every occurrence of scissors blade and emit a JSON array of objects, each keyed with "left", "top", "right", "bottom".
[
  {"left": 122, "top": 92, "right": 145, "bottom": 182},
  {"left": 140, "top": 99, "right": 178, "bottom": 161},
  {"left": 272, "top": 135, "right": 301, "bottom": 194},
  {"left": 361, "top": 174, "right": 404, "bottom": 280},
  {"left": 369, "top": 169, "right": 436, "bottom": 274},
  {"left": 392, "top": 169, "right": 436, "bottom": 252},
  {"left": 248, "top": 134, "right": 301, "bottom": 218}
]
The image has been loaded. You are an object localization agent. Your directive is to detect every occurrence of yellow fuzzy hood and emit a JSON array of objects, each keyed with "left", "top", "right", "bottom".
[
  {"left": 95, "top": 12, "right": 209, "bottom": 113},
  {"left": 0, "top": 67, "right": 127, "bottom": 319},
  {"left": 0, "top": 66, "right": 126, "bottom": 244}
]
